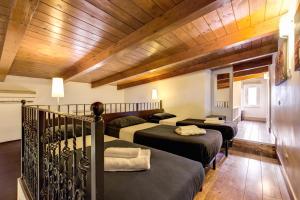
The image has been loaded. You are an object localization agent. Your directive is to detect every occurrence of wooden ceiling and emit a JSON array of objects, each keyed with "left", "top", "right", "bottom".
[{"left": 0, "top": 0, "right": 288, "bottom": 88}]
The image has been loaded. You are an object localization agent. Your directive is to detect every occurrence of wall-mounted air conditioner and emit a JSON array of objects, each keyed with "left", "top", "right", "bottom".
[{"left": 0, "top": 83, "right": 36, "bottom": 104}]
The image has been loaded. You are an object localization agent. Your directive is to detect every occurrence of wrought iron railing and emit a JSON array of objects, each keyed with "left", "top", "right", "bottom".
[
  {"left": 21, "top": 100, "right": 104, "bottom": 200},
  {"left": 30, "top": 100, "right": 162, "bottom": 115}
]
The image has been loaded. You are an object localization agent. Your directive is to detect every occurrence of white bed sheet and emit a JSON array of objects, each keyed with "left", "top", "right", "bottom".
[
  {"left": 119, "top": 123, "right": 159, "bottom": 142},
  {"left": 159, "top": 117, "right": 186, "bottom": 126}
]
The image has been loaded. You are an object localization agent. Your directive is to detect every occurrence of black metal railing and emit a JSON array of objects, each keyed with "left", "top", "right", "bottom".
[
  {"left": 21, "top": 100, "right": 104, "bottom": 200},
  {"left": 30, "top": 100, "right": 162, "bottom": 116}
]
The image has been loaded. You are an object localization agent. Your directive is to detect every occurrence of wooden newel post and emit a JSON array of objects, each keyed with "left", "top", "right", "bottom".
[
  {"left": 37, "top": 110, "right": 45, "bottom": 200},
  {"left": 90, "top": 102, "right": 104, "bottom": 200},
  {"left": 160, "top": 100, "right": 163, "bottom": 110},
  {"left": 21, "top": 100, "right": 26, "bottom": 177}
]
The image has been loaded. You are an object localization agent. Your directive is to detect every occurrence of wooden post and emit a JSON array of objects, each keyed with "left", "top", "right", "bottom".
[
  {"left": 90, "top": 102, "right": 104, "bottom": 200},
  {"left": 37, "top": 110, "right": 45, "bottom": 200},
  {"left": 136, "top": 103, "right": 139, "bottom": 111},
  {"left": 160, "top": 100, "right": 163, "bottom": 110},
  {"left": 21, "top": 100, "right": 26, "bottom": 177}
]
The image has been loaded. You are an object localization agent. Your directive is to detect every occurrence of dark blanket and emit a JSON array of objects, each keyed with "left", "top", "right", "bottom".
[
  {"left": 134, "top": 125, "right": 222, "bottom": 166},
  {"left": 82, "top": 140, "right": 204, "bottom": 200},
  {"left": 176, "top": 119, "right": 238, "bottom": 141},
  {"left": 103, "top": 140, "right": 204, "bottom": 200}
]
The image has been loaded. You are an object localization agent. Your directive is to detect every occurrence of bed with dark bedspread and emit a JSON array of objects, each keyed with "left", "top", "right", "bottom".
[
  {"left": 106, "top": 124, "right": 222, "bottom": 166},
  {"left": 84, "top": 139, "right": 204, "bottom": 200},
  {"left": 176, "top": 119, "right": 238, "bottom": 141},
  {"left": 134, "top": 125, "right": 222, "bottom": 166}
]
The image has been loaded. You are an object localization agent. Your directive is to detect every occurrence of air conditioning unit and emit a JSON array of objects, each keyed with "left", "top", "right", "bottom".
[{"left": 0, "top": 83, "right": 36, "bottom": 104}]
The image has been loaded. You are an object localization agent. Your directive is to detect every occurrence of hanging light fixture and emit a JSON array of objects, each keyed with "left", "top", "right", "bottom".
[
  {"left": 52, "top": 77, "right": 64, "bottom": 104},
  {"left": 151, "top": 89, "right": 158, "bottom": 100}
]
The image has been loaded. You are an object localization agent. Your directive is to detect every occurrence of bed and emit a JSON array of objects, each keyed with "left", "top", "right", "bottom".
[
  {"left": 149, "top": 114, "right": 238, "bottom": 156},
  {"left": 105, "top": 117, "right": 223, "bottom": 167},
  {"left": 62, "top": 135, "right": 204, "bottom": 200},
  {"left": 102, "top": 136, "right": 204, "bottom": 200}
]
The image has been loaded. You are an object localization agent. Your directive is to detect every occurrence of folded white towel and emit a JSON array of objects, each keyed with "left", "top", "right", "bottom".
[
  {"left": 175, "top": 125, "right": 206, "bottom": 136},
  {"left": 104, "top": 147, "right": 141, "bottom": 158},
  {"left": 177, "top": 125, "right": 199, "bottom": 131},
  {"left": 204, "top": 120, "right": 225, "bottom": 124},
  {"left": 104, "top": 149, "right": 151, "bottom": 172}
]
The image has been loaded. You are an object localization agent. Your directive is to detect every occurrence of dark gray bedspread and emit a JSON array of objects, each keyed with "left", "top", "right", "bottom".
[
  {"left": 176, "top": 119, "right": 238, "bottom": 141},
  {"left": 103, "top": 140, "right": 204, "bottom": 200},
  {"left": 134, "top": 125, "right": 222, "bottom": 166}
]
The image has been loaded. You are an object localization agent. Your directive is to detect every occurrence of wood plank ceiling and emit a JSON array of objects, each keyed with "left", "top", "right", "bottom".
[{"left": 0, "top": 0, "right": 289, "bottom": 88}]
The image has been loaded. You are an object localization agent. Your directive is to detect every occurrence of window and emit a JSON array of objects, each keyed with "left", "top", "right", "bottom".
[{"left": 245, "top": 86, "right": 260, "bottom": 107}]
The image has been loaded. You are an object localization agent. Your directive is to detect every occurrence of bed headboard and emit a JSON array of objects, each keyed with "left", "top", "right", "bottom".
[
  {"left": 103, "top": 108, "right": 164, "bottom": 124},
  {"left": 101, "top": 100, "right": 164, "bottom": 123}
]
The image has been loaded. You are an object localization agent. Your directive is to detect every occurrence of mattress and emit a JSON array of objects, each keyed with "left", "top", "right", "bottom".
[{"left": 176, "top": 118, "right": 238, "bottom": 141}]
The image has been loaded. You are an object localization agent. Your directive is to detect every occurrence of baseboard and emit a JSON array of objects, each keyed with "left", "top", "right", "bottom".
[
  {"left": 277, "top": 152, "right": 298, "bottom": 200},
  {"left": 233, "top": 116, "right": 241, "bottom": 123},
  {"left": 243, "top": 116, "right": 266, "bottom": 122},
  {"left": 17, "top": 177, "right": 32, "bottom": 200},
  {"left": 0, "top": 139, "right": 21, "bottom": 144}
]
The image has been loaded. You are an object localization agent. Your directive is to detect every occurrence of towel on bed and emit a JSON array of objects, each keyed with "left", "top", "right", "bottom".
[
  {"left": 104, "top": 147, "right": 141, "bottom": 158},
  {"left": 204, "top": 120, "right": 225, "bottom": 124},
  {"left": 104, "top": 149, "right": 151, "bottom": 171},
  {"left": 175, "top": 125, "right": 206, "bottom": 136}
]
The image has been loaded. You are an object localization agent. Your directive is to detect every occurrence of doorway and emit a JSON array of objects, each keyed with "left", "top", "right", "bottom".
[{"left": 233, "top": 72, "right": 275, "bottom": 144}]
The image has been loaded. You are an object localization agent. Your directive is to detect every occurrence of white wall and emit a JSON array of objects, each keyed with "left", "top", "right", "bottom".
[
  {"left": 241, "top": 78, "right": 268, "bottom": 119},
  {"left": 233, "top": 81, "right": 242, "bottom": 108},
  {"left": 0, "top": 75, "right": 124, "bottom": 143},
  {"left": 124, "top": 70, "right": 211, "bottom": 118}
]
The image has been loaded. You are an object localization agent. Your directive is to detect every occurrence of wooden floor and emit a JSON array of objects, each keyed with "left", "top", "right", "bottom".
[
  {"left": 196, "top": 150, "right": 290, "bottom": 200},
  {"left": 236, "top": 121, "right": 275, "bottom": 144},
  {"left": 0, "top": 141, "right": 290, "bottom": 200},
  {"left": 0, "top": 140, "right": 21, "bottom": 200}
]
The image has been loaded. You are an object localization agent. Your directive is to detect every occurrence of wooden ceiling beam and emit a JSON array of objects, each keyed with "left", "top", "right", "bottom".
[
  {"left": 233, "top": 55, "right": 273, "bottom": 72},
  {"left": 233, "top": 66, "right": 269, "bottom": 77},
  {"left": 62, "top": 0, "right": 230, "bottom": 81},
  {"left": 92, "top": 17, "right": 280, "bottom": 88},
  {"left": 0, "top": 0, "right": 39, "bottom": 81},
  {"left": 116, "top": 44, "right": 277, "bottom": 90},
  {"left": 233, "top": 73, "right": 264, "bottom": 82}
]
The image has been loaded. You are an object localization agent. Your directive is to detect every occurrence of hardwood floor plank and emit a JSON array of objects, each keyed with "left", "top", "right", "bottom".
[
  {"left": 275, "top": 166, "right": 291, "bottom": 200},
  {"left": 261, "top": 157, "right": 282, "bottom": 199},
  {"left": 236, "top": 121, "right": 275, "bottom": 144},
  {"left": 244, "top": 157, "right": 263, "bottom": 200},
  {"left": 0, "top": 141, "right": 21, "bottom": 200}
]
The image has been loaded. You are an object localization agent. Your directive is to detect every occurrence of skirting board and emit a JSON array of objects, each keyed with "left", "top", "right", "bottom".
[
  {"left": 277, "top": 152, "right": 298, "bottom": 200},
  {"left": 233, "top": 115, "right": 241, "bottom": 123},
  {"left": 17, "top": 178, "right": 32, "bottom": 200},
  {"left": 243, "top": 116, "right": 266, "bottom": 122}
]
